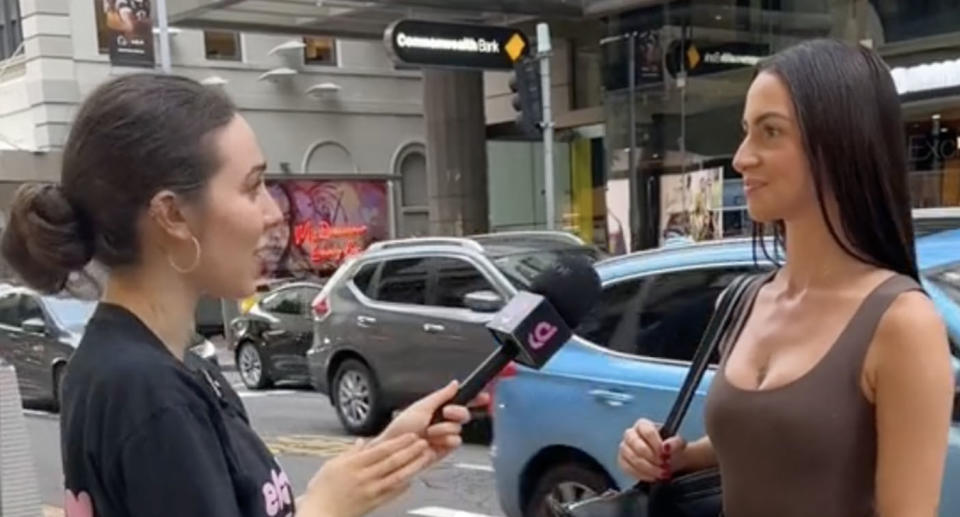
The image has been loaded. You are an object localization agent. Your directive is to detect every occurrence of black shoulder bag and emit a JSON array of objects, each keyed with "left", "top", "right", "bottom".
[{"left": 549, "top": 273, "right": 761, "bottom": 517}]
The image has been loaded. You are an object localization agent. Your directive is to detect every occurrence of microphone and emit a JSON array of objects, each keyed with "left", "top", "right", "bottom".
[{"left": 435, "top": 253, "right": 602, "bottom": 419}]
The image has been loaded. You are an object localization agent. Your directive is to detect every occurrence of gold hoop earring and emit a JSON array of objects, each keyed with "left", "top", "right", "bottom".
[{"left": 168, "top": 235, "right": 202, "bottom": 274}]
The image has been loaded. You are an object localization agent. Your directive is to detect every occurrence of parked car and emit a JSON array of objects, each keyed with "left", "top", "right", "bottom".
[
  {"left": 230, "top": 281, "right": 325, "bottom": 389},
  {"left": 492, "top": 230, "right": 960, "bottom": 517},
  {"left": 0, "top": 287, "right": 96, "bottom": 410},
  {"left": 913, "top": 207, "right": 960, "bottom": 237},
  {"left": 0, "top": 286, "right": 220, "bottom": 410},
  {"left": 195, "top": 295, "right": 227, "bottom": 338},
  {"left": 306, "top": 231, "right": 605, "bottom": 435}
]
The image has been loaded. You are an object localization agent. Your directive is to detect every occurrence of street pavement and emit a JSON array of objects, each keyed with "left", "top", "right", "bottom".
[{"left": 25, "top": 370, "right": 504, "bottom": 517}]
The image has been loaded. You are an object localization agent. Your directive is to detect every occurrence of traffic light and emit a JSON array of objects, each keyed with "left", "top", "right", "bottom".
[{"left": 509, "top": 56, "right": 542, "bottom": 136}]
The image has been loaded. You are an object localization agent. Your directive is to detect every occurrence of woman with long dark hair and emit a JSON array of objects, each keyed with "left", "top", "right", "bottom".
[
  {"left": 1, "top": 73, "right": 482, "bottom": 517},
  {"left": 618, "top": 39, "right": 955, "bottom": 516}
]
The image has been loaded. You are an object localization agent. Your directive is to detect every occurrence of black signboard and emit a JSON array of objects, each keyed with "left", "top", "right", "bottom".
[
  {"left": 666, "top": 40, "right": 768, "bottom": 78},
  {"left": 384, "top": 19, "right": 530, "bottom": 71},
  {"left": 103, "top": 0, "right": 155, "bottom": 68}
]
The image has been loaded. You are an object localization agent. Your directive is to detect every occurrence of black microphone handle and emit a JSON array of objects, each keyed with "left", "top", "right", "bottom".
[{"left": 431, "top": 345, "right": 516, "bottom": 423}]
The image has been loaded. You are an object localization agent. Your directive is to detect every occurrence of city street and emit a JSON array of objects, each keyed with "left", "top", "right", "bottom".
[{"left": 25, "top": 370, "right": 503, "bottom": 517}]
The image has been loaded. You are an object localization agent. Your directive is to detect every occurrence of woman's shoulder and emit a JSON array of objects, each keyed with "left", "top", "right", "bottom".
[
  {"left": 66, "top": 324, "right": 213, "bottom": 427},
  {"left": 860, "top": 268, "right": 949, "bottom": 373},
  {"left": 873, "top": 280, "right": 944, "bottom": 354}
]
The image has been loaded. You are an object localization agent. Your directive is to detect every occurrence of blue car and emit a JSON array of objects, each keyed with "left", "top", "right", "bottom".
[{"left": 492, "top": 230, "right": 960, "bottom": 517}]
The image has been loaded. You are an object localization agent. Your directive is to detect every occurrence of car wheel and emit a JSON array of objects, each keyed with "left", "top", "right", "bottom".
[
  {"left": 526, "top": 462, "right": 614, "bottom": 517},
  {"left": 237, "top": 341, "right": 272, "bottom": 390},
  {"left": 332, "top": 359, "right": 389, "bottom": 436},
  {"left": 50, "top": 363, "right": 66, "bottom": 413}
]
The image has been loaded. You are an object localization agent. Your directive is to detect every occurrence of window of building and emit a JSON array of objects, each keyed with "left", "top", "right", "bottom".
[
  {"left": 0, "top": 0, "right": 23, "bottom": 60},
  {"left": 397, "top": 147, "right": 429, "bottom": 238},
  {"left": 373, "top": 258, "right": 429, "bottom": 305},
  {"left": 575, "top": 266, "right": 759, "bottom": 363},
  {"left": 430, "top": 257, "right": 495, "bottom": 309},
  {"left": 304, "top": 36, "right": 336, "bottom": 66},
  {"left": 205, "top": 31, "right": 242, "bottom": 61},
  {"left": 94, "top": 0, "right": 110, "bottom": 54}
]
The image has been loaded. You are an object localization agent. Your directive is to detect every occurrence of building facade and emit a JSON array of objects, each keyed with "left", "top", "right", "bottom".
[
  {"left": 0, "top": 0, "right": 431, "bottom": 240},
  {"left": 482, "top": 1, "right": 960, "bottom": 251},
  {"left": 4, "top": 0, "right": 960, "bottom": 261}
]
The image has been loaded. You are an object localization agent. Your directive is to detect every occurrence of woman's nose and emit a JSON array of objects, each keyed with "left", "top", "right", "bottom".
[
  {"left": 732, "top": 141, "right": 759, "bottom": 175},
  {"left": 262, "top": 194, "right": 284, "bottom": 228}
]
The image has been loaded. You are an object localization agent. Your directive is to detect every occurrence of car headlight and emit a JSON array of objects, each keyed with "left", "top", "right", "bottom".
[{"left": 190, "top": 338, "right": 217, "bottom": 360}]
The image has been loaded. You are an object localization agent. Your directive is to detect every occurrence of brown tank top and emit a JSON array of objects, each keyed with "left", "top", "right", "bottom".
[{"left": 703, "top": 273, "right": 921, "bottom": 517}]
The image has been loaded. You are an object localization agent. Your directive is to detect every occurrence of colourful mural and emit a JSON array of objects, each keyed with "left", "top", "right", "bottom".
[{"left": 259, "top": 178, "right": 390, "bottom": 278}]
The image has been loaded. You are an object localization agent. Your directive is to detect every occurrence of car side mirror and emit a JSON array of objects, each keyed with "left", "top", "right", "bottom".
[
  {"left": 464, "top": 290, "right": 505, "bottom": 313},
  {"left": 21, "top": 317, "right": 46, "bottom": 335}
]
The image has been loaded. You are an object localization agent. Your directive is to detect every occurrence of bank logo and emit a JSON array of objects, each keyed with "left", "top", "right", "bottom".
[{"left": 505, "top": 33, "right": 526, "bottom": 62}]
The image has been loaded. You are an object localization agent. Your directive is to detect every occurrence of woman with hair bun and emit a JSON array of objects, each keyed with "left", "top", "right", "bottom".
[{"left": 1, "top": 73, "right": 482, "bottom": 517}]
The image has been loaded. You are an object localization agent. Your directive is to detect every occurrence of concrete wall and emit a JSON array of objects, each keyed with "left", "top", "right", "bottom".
[
  {"left": 487, "top": 141, "right": 571, "bottom": 231},
  {"left": 0, "top": 0, "right": 426, "bottom": 180}
]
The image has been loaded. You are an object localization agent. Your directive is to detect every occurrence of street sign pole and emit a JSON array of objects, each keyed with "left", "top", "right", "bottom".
[
  {"left": 537, "top": 23, "right": 555, "bottom": 231},
  {"left": 155, "top": 0, "right": 172, "bottom": 73}
]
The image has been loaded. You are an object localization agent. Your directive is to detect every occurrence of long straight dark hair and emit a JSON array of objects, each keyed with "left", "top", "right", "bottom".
[{"left": 750, "top": 39, "right": 919, "bottom": 281}]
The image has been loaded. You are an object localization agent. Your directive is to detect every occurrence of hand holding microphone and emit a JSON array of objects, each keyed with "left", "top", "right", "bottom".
[{"left": 433, "top": 253, "right": 603, "bottom": 420}]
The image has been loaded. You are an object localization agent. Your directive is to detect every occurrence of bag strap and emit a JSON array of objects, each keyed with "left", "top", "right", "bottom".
[{"left": 658, "top": 273, "right": 759, "bottom": 439}]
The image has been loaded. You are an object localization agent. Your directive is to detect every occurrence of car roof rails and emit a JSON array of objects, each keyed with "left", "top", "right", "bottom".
[
  {"left": 469, "top": 231, "right": 585, "bottom": 246},
  {"left": 366, "top": 237, "right": 485, "bottom": 253}
]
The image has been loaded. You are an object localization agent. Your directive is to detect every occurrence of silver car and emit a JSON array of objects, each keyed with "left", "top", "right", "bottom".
[{"left": 306, "top": 232, "right": 604, "bottom": 435}]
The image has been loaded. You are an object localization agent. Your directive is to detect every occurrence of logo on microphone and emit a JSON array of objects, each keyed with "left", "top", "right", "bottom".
[{"left": 528, "top": 322, "right": 558, "bottom": 350}]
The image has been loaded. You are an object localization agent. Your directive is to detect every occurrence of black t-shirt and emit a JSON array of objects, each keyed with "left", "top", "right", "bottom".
[{"left": 60, "top": 303, "right": 296, "bottom": 517}]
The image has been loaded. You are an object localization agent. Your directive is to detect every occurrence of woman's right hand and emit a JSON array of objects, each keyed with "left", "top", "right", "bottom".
[
  {"left": 297, "top": 433, "right": 434, "bottom": 517},
  {"left": 618, "top": 418, "right": 687, "bottom": 482}
]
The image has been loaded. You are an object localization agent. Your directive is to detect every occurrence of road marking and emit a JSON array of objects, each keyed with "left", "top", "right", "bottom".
[
  {"left": 409, "top": 507, "right": 499, "bottom": 517},
  {"left": 23, "top": 409, "right": 57, "bottom": 419},
  {"left": 43, "top": 506, "right": 64, "bottom": 517},
  {"left": 453, "top": 462, "right": 494, "bottom": 472},
  {"left": 237, "top": 389, "right": 302, "bottom": 399},
  {"left": 263, "top": 434, "right": 354, "bottom": 457}
]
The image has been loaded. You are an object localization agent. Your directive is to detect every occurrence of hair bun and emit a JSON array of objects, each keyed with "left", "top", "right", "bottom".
[{"left": 1, "top": 183, "right": 94, "bottom": 293}]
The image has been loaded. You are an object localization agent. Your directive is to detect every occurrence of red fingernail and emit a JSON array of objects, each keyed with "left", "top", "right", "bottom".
[{"left": 663, "top": 443, "right": 671, "bottom": 453}]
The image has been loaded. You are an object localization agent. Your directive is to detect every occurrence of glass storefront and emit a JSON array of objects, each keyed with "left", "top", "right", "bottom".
[{"left": 591, "top": 0, "right": 960, "bottom": 252}]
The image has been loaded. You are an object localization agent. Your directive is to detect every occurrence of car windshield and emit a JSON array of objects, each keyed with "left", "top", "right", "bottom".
[
  {"left": 492, "top": 247, "right": 603, "bottom": 289},
  {"left": 43, "top": 297, "right": 97, "bottom": 332}
]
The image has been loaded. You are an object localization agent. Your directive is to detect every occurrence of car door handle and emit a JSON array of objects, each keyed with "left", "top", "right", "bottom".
[
  {"left": 264, "top": 329, "right": 289, "bottom": 338},
  {"left": 422, "top": 323, "right": 445, "bottom": 334},
  {"left": 357, "top": 316, "right": 377, "bottom": 328},
  {"left": 588, "top": 389, "right": 634, "bottom": 407},
  {"left": 31, "top": 344, "right": 43, "bottom": 353}
]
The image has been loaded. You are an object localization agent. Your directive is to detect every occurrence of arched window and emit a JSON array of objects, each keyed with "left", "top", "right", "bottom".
[
  {"left": 303, "top": 140, "right": 357, "bottom": 174},
  {"left": 394, "top": 143, "right": 428, "bottom": 237}
]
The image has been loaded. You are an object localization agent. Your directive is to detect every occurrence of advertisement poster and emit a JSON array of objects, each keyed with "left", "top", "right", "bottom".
[
  {"left": 259, "top": 179, "right": 390, "bottom": 279},
  {"left": 605, "top": 177, "right": 632, "bottom": 255},
  {"left": 101, "top": 0, "right": 155, "bottom": 67},
  {"left": 659, "top": 167, "right": 723, "bottom": 245}
]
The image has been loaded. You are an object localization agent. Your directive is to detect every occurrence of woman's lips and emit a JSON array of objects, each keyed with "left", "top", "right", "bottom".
[{"left": 744, "top": 179, "right": 767, "bottom": 194}]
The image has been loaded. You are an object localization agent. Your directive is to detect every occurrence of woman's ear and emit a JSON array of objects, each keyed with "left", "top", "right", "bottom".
[{"left": 147, "top": 190, "right": 196, "bottom": 242}]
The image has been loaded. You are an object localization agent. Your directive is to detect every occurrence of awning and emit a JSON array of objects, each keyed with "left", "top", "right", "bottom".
[{"left": 166, "top": 0, "right": 625, "bottom": 39}]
